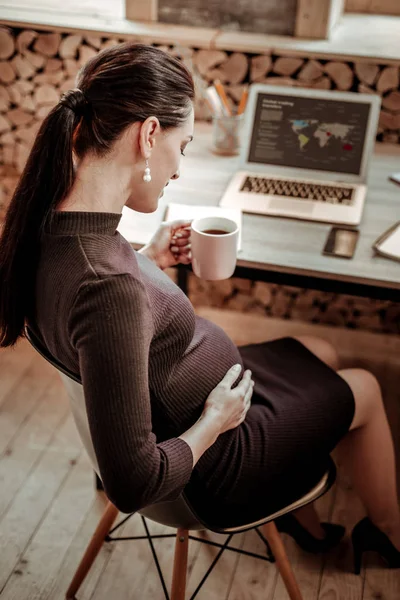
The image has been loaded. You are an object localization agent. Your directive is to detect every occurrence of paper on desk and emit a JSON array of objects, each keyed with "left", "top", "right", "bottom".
[
  {"left": 116, "top": 203, "right": 243, "bottom": 250},
  {"left": 117, "top": 205, "right": 165, "bottom": 245},
  {"left": 165, "top": 203, "right": 243, "bottom": 250},
  {"left": 377, "top": 223, "right": 400, "bottom": 259}
]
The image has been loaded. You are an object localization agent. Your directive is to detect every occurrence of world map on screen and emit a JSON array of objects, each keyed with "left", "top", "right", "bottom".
[{"left": 290, "top": 120, "right": 354, "bottom": 151}]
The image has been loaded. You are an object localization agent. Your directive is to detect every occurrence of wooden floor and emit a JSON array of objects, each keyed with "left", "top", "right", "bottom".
[{"left": 0, "top": 308, "right": 400, "bottom": 600}]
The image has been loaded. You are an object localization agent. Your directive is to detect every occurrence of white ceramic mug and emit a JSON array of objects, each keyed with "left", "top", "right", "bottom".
[{"left": 191, "top": 216, "right": 239, "bottom": 280}]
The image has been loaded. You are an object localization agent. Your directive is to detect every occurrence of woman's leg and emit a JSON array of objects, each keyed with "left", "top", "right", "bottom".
[
  {"left": 293, "top": 335, "right": 340, "bottom": 371},
  {"left": 280, "top": 336, "right": 400, "bottom": 548},
  {"left": 288, "top": 336, "right": 400, "bottom": 550},
  {"left": 337, "top": 368, "right": 400, "bottom": 549}
]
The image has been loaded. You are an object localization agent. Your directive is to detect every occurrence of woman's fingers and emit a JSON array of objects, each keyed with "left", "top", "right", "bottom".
[
  {"left": 171, "top": 235, "right": 190, "bottom": 248},
  {"left": 239, "top": 384, "right": 254, "bottom": 423},
  {"left": 236, "top": 369, "right": 252, "bottom": 395},
  {"left": 172, "top": 228, "right": 191, "bottom": 240},
  {"left": 171, "top": 244, "right": 191, "bottom": 256},
  {"left": 244, "top": 382, "right": 254, "bottom": 407},
  {"left": 221, "top": 364, "right": 243, "bottom": 388},
  {"left": 170, "top": 233, "right": 192, "bottom": 264},
  {"left": 170, "top": 223, "right": 191, "bottom": 266},
  {"left": 169, "top": 219, "right": 192, "bottom": 230},
  {"left": 171, "top": 223, "right": 191, "bottom": 244},
  {"left": 171, "top": 238, "right": 190, "bottom": 250},
  {"left": 176, "top": 252, "right": 192, "bottom": 264},
  {"left": 237, "top": 373, "right": 254, "bottom": 411}
]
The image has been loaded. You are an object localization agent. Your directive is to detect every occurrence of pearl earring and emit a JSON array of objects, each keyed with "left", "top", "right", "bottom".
[{"left": 143, "top": 159, "right": 151, "bottom": 183}]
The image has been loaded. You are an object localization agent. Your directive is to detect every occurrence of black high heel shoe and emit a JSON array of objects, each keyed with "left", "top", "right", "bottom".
[
  {"left": 275, "top": 513, "right": 345, "bottom": 554},
  {"left": 352, "top": 517, "right": 400, "bottom": 574}
]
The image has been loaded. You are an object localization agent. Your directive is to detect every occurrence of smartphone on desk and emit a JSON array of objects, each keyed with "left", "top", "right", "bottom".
[{"left": 323, "top": 227, "right": 360, "bottom": 259}]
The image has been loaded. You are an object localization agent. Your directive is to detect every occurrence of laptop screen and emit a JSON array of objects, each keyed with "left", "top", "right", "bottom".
[{"left": 248, "top": 92, "right": 371, "bottom": 176}]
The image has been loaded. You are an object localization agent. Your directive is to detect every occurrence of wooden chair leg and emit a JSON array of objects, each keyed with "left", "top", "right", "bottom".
[
  {"left": 171, "top": 528, "right": 189, "bottom": 600},
  {"left": 66, "top": 501, "right": 119, "bottom": 599},
  {"left": 262, "top": 521, "right": 303, "bottom": 600}
]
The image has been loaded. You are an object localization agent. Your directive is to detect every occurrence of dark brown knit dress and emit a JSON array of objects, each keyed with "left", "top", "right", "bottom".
[{"left": 30, "top": 211, "right": 355, "bottom": 527}]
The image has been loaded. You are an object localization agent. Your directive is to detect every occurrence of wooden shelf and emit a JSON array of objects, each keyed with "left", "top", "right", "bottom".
[
  {"left": 0, "top": 6, "right": 219, "bottom": 50},
  {"left": 0, "top": 7, "right": 400, "bottom": 64},
  {"left": 213, "top": 15, "right": 400, "bottom": 64}
]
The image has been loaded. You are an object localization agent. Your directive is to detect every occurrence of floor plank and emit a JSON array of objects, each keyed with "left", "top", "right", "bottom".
[
  {"left": 0, "top": 341, "right": 38, "bottom": 410},
  {"left": 318, "top": 473, "right": 366, "bottom": 600},
  {"left": 0, "top": 354, "right": 57, "bottom": 455},
  {"left": 88, "top": 512, "right": 159, "bottom": 600},
  {"left": 46, "top": 492, "right": 111, "bottom": 600},
  {"left": 227, "top": 529, "right": 278, "bottom": 600},
  {"left": 0, "top": 413, "right": 82, "bottom": 594},
  {"left": 0, "top": 449, "right": 94, "bottom": 600},
  {"left": 185, "top": 530, "right": 244, "bottom": 600},
  {"left": 0, "top": 376, "right": 69, "bottom": 520}
]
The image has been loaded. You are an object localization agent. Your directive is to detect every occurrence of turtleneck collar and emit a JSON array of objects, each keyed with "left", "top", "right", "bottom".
[{"left": 44, "top": 211, "right": 122, "bottom": 236}]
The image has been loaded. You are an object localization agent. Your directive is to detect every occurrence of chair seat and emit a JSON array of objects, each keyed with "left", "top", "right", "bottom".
[{"left": 140, "top": 457, "right": 335, "bottom": 534}]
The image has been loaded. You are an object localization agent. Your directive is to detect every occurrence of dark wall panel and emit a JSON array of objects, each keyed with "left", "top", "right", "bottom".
[{"left": 158, "top": 0, "right": 298, "bottom": 36}]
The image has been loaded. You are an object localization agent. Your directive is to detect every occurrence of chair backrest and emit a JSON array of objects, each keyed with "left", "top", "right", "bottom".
[
  {"left": 24, "top": 326, "right": 101, "bottom": 474},
  {"left": 59, "top": 373, "right": 101, "bottom": 474},
  {"left": 24, "top": 325, "right": 204, "bottom": 530}
]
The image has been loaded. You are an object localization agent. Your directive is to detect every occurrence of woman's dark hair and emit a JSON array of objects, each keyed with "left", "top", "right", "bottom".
[{"left": 0, "top": 43, "right": 195, "bottom": 347}]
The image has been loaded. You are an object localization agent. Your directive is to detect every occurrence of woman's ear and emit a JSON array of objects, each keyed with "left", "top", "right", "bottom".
[{"left": 139, "top": 116, "right": 161, "bottom": 159}]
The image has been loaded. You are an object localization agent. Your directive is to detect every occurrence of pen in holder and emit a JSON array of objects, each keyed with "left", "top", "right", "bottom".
[{"left": 211, "top": 113, "right": 244, "bottom": 156}]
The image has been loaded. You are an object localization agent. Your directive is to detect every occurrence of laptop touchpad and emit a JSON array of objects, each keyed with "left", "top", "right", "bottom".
[{"left": 268, "top": 198, "right": 315, "bottom": 213}]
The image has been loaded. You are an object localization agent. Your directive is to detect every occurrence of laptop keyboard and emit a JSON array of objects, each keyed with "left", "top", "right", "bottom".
[{"left": 240, "top": 176, "right": 355, "bottom": 205}]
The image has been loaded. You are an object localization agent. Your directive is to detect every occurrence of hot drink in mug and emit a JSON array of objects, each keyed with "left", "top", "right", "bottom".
[{"left": 190, "top": 217, "right": 239, "bottom": 280}]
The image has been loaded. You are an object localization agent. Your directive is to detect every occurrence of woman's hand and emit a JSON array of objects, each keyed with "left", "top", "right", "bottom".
[
  {"left": 202, "top": 365, "right": 254, "bottom": 434},
  {"left": 140, "top": 220, "right": 192, "bottom": 270},
  {"left": 178, "top": 364, "right": 254, "bottom": 467}
]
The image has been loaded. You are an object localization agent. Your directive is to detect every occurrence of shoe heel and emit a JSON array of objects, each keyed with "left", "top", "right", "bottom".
[{"left": 352, "top": 517, "right": 400, "bottom": 573}]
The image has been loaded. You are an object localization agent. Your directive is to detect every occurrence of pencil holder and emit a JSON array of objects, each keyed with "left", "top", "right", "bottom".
[{"left": 211, "top": 113, "right": 244, "bottom": 156}]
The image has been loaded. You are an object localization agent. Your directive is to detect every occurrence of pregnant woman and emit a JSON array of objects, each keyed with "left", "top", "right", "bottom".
[{"left": 0, "top": 43, "right": 399, "bottom": 571}]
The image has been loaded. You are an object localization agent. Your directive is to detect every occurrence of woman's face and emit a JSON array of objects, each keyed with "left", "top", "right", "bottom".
[{"left": 126, "top": 105, "right": 195, "bottom": 213}]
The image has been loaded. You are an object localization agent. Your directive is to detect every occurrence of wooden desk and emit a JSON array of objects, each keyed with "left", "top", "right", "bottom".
[{"left": 165, "top": 122, "right": 400, "bottom": 302}]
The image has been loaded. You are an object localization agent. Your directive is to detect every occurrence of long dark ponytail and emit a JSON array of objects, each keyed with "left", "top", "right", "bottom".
[{"left": 0, "top": 43, "right": 194, "bottom": 347}]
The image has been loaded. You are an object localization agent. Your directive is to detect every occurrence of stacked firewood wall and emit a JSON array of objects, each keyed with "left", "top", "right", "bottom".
[
  {"left": 0, "top": 27, "right": 399, "bottom": 182},
  {"left": 0, "top": 27, "right": 399, "bottom": 334}
]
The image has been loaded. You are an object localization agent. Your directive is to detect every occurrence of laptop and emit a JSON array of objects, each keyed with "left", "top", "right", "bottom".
[{"left": 219, "top": 84, "right": 381, "bottom": 225}]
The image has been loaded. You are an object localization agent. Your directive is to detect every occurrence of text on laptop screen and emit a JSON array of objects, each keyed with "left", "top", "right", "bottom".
[{"left": 248, "top": 92, "right": 371, "bottom": 176}]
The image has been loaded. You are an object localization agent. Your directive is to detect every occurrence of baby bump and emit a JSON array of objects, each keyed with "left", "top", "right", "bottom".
[{"left": 158, "top": 317, "right": 243, "bottom": 430}]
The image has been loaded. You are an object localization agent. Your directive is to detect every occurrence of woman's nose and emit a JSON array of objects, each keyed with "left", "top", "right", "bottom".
[{"left": 171, "top": 170, "right": 180, "bottom": 180}]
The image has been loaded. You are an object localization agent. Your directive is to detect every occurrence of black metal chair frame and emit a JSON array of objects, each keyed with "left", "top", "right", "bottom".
[{"left": 105, "top": 511, "right": 275, "bottom": 600}]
